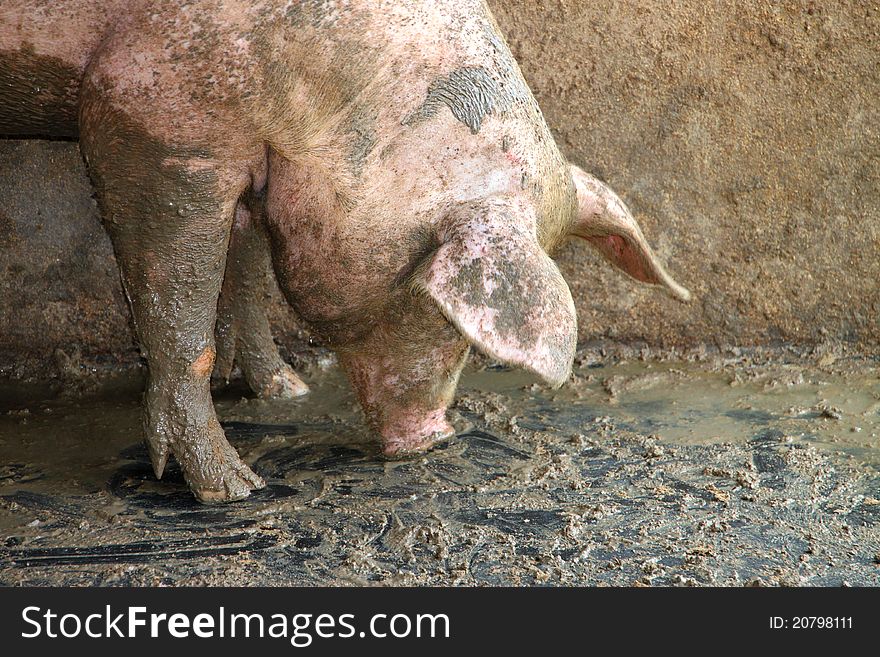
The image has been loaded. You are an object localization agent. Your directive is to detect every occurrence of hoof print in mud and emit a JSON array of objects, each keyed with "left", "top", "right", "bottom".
[
  {"left": 749, "top": 429, "right": 790, "bottom": 490},
  {"left": 255, "top": 444, "right": 378, "bottom": 480}
]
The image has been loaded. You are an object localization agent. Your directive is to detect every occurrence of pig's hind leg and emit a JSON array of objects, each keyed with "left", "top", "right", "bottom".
[
  {"left": 79, "top": 113, "right": 266, "bottom": 503},
  {"left": 214, "top": 194, "right": 309, "bottom": 399}
]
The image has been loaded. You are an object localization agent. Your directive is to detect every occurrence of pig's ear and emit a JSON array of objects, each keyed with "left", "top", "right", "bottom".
[
  {"left": 415, "top": 200, "right": 577, "bottom": 388},
  {"left": 570, "top": 165, "right": 691, "bottom": 302}
]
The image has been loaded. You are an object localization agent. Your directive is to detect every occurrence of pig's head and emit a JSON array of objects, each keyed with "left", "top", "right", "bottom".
[
  {"left": 335, "top": 196, "right": 577, "bottom": 457},
  {"left": 331, "top": 167, "right": 688, "bottom": 458}
]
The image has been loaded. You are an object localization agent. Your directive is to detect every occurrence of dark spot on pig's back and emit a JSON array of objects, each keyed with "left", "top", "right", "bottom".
[{"left": 403, "top": 66, "right": 532, "bottom": 135}]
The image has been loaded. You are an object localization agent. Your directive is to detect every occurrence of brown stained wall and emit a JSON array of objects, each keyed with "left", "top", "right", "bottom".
[
  {"left": 1, "top": 1, "right": 878, "bottom": 378},
  {"left": 490, "top": 0, "right": 879, "bottom": 348},
  {"left": 0, "top": 141, "right": 134, "bottom": 378}
]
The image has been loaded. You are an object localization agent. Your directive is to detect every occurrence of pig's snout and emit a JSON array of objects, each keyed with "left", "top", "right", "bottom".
[
  {"left": 377, "top": 408, "right": 456, "bottom": 459},
  {"left": 338, "top": 320, "right": 470, "bottom": 460}
]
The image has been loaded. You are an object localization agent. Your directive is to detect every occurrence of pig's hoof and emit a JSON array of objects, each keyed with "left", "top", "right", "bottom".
[
  {"left": 256, "top": 366, "right": 310, "bottom": 400},
  {"left": 192, "top": 461, "right": 265, "bottom": 504},
  {"left": 175, "top": 422, "right": 266, "bottom": 504},
  {"left": 381, "top": 428, "right": 455, "bottom": 460}
]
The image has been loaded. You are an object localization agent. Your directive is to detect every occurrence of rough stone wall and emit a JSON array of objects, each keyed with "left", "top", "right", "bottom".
[{"left": 1, "top": 1, "right": 878, "bottom": 377}]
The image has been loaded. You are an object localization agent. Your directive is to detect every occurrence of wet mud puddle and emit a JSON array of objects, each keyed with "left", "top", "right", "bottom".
[
  {"left": 1, "top": 354, "right": 878, "bottom": 586},
  {"left": 467, "top": 357, "right": 880, "bottom": 467}
]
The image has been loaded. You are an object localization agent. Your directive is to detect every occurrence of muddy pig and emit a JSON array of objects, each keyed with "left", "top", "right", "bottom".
[{"left": 0, "top": 1, "right": 690, "bottom": 503}]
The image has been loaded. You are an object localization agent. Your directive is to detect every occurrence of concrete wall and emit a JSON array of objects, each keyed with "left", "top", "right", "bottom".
[{"left": 1, "top": 1, "right": 878, "bottom": 378}]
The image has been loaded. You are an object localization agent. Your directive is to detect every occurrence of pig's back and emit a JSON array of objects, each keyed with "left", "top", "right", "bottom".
[{"left": 0, "top": 0, "right": 130, "bottom": 137}]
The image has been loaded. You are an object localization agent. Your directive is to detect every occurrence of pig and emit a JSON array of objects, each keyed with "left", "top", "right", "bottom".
[{"left": 0, "top": 0, "right": 689, "bottom": 503}]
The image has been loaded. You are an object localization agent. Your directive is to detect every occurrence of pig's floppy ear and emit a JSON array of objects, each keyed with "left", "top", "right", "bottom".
[
  {"left": 570, "top": 165, "right": 691, "bottom": 302},
  {"left": 415, "top": 200, "right": 577, "bottom": 388}
]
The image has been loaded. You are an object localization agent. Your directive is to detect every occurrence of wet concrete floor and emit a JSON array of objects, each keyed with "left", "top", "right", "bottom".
[{"left": 1, "top": 347, "right": 878, "bottom": 586}]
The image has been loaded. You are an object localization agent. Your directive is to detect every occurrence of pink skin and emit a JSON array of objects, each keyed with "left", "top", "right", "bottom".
[{"left": 1, "top": 1, "right": 690, "bottom": 494}]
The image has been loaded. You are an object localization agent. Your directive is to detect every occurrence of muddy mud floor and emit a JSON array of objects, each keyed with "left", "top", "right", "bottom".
[{"left": 0, "top": 346, "right": 878, "bottom": 586}]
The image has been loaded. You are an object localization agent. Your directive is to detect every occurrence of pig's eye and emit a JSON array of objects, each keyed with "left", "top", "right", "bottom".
[{"left": 393, "top": 231, "right": 442, "bottom": 289}]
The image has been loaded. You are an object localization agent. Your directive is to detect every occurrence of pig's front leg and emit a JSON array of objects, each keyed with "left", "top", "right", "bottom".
[
  {"left": 214, "top": 194, "right": 309, "bottom": 399},
  {"left": 79, "top": 114, "right": 265, "bottom": 504}
]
